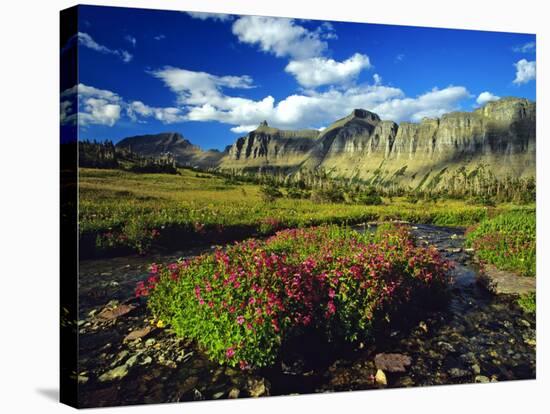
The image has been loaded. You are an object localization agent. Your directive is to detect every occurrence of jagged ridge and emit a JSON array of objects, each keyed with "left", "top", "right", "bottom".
[{"left": 115, "top": 97, "right": 535, "bottom": 184}]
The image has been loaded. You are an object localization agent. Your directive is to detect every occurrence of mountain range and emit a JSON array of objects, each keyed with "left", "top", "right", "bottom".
[{"left": 114, "top": 97, "right": 535, "bottom": 185}]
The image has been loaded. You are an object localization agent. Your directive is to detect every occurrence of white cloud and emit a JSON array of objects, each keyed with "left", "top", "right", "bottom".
[
  {"left": 120, "top": 51, "right": 133, "bottom": 63},
  {"left": 154, "top": 34, "right": 166, "bottom": 40},
  {"left": 62, "top": 67, "right": 471, "bottom": 136},
  {"left": 315, "top": 22, "right": 338, "bottom": 40},
  {"left": 186, "top": 12, "right": 234, "bottom": 21},
  {"left": 371, "top": 86, "right": 471, "bottom": 122},
  {"left": 513, "top": 41, "right": 536, "bottom": 53},
  {"left": 476, "top": 91, "right": 500, "bottom": 106},
  {"left": 127, "top": 101, "right": 186, "bottom": 123},
  {"left": 125, "top": 35, "right": 136, "bottom": 47},
  {"left": 60, "top": 83, "right": 185, "bottom": 127},
  {"left": 373, "top": 73, "right": 382, "bottom": 85},
  {"left": 150, "top": 66, "right": 470, "bottom": 132},
  {"left": 230, "top": 125, "right": 258, "bottom": 134},
  {"left": 60, "top": 84, "right": 122, "bottom": 127},
  {"left": 395, "top": 54, "right": 405, "bottom": 62},
  {"left": 150, "top": 66, "right": 255, "bottom": 107},
  {"left": 513, "top": 59, "right": 536, "bottom": 85},
  {"left": 285, "top": 53, "right": 371, "bottom": 88},
  {"left": 232, "top": 16, "right": 327, "bottom": 60},
  {"left": 77, "top": 32, "right": 133, "bottom": 63}
]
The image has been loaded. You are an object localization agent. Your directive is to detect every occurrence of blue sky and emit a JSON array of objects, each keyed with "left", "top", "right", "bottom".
[{"left": 61, "top": 5, "right": 536, "bottom": 150}]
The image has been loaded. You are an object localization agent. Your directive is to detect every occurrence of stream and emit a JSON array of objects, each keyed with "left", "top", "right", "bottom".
[{"left": 76, "top": 224, "right": 536, "bottom": 408}]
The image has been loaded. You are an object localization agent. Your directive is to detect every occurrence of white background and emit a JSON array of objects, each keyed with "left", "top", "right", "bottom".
[{"left": 0, "top": 0, "right": 546, "bottom": 412}]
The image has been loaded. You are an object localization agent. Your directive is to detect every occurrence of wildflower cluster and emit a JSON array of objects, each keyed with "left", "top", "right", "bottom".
[{"left": 138, "top": 225, "right": 451, "bottom": 368}]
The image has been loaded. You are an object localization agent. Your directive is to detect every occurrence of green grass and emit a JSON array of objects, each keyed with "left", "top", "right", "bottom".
[
  {"left": 79, "top": 168, "right": 532, "bottom": 254},
  {"left": 517, "top": 292, "right": 536, "bottom": 314},
  {"left": 466, "top": 210, "right": 536, "bottom": 277}
]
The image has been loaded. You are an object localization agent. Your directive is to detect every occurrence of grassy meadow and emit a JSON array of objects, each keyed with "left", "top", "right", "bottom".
[
  {"left": 79, "top": 167, "right": 534, "bottom": 257},
  {"left": 466, "top": 210, "right": 536, "bottom": 277}
]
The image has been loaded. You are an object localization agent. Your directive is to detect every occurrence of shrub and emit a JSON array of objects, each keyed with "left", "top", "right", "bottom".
[
  {"left": 95, "top": 221, "right": 160, "bottom": 254},
  {"left": 260, "top": 185, "right": 283, "bottom": 203},
  {"left": 467, "top": 195, "right": 496, "bottom": 207},
  {"left": 356, "top": 192, "right": 383, "bottom": 205},
  {"left": 287, "top": 187, "right": 310, "bottom": 199},
  {"left": 138, "top": 225, "right": 451, "bottom": 368},
  {"left": 311, "top": 187, "right": 345, "bottom": 203}
]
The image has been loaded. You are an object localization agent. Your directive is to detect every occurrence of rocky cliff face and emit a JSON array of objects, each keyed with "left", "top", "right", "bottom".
[
  {"left": 219, "top": 97, "right": 535, "bottom": 184},
  {"left": 116, "top": 97, "right": 535, "bottom": 186},
  {"left": 222, "top": 122, "right": 320, "bottom": 169}
]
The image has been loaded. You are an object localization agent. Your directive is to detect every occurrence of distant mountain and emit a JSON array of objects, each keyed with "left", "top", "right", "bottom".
[
  {"left": 116, "top": 132, "right": 223, "bottom": 168},
  {"left": 221, "top": 97, "right": 535, "bottom": 184},
  {"left": 114, "top": 97, "right": 535, "bottom": 186}
]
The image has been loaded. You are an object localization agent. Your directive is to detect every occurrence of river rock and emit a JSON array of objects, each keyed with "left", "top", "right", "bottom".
[
  {"left": 246, "top": 377, "right": 270, "bottom": 397},
  {"left": 518, "top": 319, "right": 531, "bottom": 328},
  {"left": 124, "top": 326, "right": 156, "bottom": 342},
  {"left": 397, "top": 376, "right": 415, "bottom": 387},
  {"left": 475, "top": 375, "right": 490, "bottom": 383},
  {"left": 97, "top": 303, "right": 136, "bottom": 321},
  {"left": 418, "top": 321, "right": 428, "bottom": 333},
  {"left": 228, "top": 388, "right": 240, "bottom": 399},
  {"left": 99, "top": 364, "right": 129, "bottom": 382},
  {"left": 437, "top": 341, "right": 456, "bottom": 353},
  {"left": 125, "top": 354, "right": 139, "bottom": 368},
  {"left": 112, "top": 350, "right": 129, "bottom": 366},
  {"left": 375, "top": 369, "right": 387, "bottom": 386},
  {"left": 374, "top": 353, "right": 412, "bottom": 372},
  {"left": 448, "top": 368, "right": 470, "bottom": 379},
  {"left": 140, "top": 356, "right": 153, "bottom": 365},
  {"left": 459, "top": 352, "right": 477, "bottom": 365},
  {"left": 178, "top": 376, "right": 199, "bottom": 395},
  {"left": 477, "top": 264, "right": 535, "bottom": 296}
]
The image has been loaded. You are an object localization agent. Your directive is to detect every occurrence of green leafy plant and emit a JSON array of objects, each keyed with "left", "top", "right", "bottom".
[{"left": 466, "top": 210, "right": 535, "bottom": 276}]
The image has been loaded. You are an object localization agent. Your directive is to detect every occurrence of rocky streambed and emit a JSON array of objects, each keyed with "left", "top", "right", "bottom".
[{"left": 76, "top": 224, "right": 536, "bottom": 408}]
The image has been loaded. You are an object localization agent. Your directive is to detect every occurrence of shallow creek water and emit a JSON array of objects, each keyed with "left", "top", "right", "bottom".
[{"left": 77, "top": 224, "right": 536, "bottom": 407}]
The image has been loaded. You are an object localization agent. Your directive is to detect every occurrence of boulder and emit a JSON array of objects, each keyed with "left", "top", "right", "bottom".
[{"left": 374, "top": 353, "right": 412, "bottom": 373}]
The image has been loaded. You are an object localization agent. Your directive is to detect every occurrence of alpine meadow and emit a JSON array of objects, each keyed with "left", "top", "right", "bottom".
[{"left": 60, "top": 5, "right": 536, "bottom": 408}]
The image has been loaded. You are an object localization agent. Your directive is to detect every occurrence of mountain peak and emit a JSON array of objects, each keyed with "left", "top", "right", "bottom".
[
  {"left": 350, "top": 108, "right": 380, "bottom": 122},
  {"left": 259, "top": 120, "right": 269, "bottom": 127}
]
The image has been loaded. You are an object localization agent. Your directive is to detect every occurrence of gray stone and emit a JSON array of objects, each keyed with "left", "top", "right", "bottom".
[
  {"left": 374, "top": 353, "right": 412, "bottom": 373},
  {"left": 228, "top": 388, "right": 240, "bottom": 399},
  {"left": 125, "top": 354, "right": 139, "bottom": 368},
  {"left": 518, "top": 319, "right": 531, "bottom": 328},
  {"left": 99, "top": 365, "right": 129, "bottom": 382},
  {"left": 247, "top": 377, "right": 270, "bottom": 397},
  {"left": 437, "top": 341, "right": 456, "bottom": 353},
  {"left": 140, "top": 356, "right": 153, "bottom": 365},
  {"left": 448, "top": 368, "right": 470, "bottom": 378},
  {"left": 477, "top": 264, "right": 535, "bottom": 296},
  {"left": 124, "top": 326, "right": 156, "bottom": 342}
]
